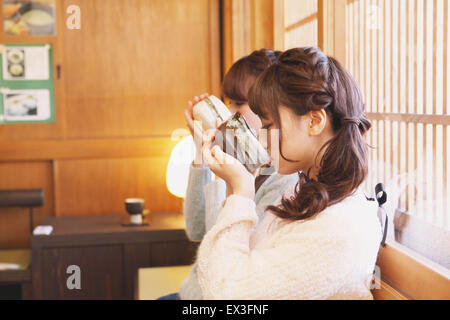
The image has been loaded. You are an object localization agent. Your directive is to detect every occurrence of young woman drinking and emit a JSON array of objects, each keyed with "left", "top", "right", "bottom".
[
  {"left": 168, "top": 49, "right": 299, "bottom": 300},
  {"left": 197, "top": 47, "right": 382, "bottom": 299}
]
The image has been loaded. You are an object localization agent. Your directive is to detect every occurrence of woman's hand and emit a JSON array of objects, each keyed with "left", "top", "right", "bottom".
[
  {"left": 202, "top": 131, "right": 255, "bottom": 200},
  {"left": 184, "top": 93, "right": 209, "bottom": 167},
  {"left": 184, "top": 93, "right": 209, "bottom": 136}
]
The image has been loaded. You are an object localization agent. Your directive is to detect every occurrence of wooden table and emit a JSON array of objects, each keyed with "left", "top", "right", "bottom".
[
  {"left": 138, "top": 265, "right": 192, "bottom": 300},
  {"left": 0, "top": 249, "right": 32, "bottom": 299},
  {"left": 31, "top": 212, "right": 198, "bottom": 300}
]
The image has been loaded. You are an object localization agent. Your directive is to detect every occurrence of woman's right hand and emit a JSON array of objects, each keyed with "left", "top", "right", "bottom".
[
  {"left": 184, "top": 93, "right": 209, "bottom": 167},
  {"left": 202, "top": 130, "right": 255, "bottom": 200},
  {"left": 184, "top": 93, "right": 209, "bottom": 136}
]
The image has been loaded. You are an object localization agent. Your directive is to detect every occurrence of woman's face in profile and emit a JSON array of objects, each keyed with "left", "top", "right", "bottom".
[
  {"left": 260, "top": 106, "right": 318, "bottom": 175},
  {"left": 260, "top": 106, "right": 335, "bottom": 175}
]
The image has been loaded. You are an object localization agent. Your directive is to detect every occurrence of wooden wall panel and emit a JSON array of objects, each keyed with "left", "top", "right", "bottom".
[
  {"left": 0, "top": 162, "right": 54, "bottom": 248},
  {"left": 54, "top": 157, "right": 182, "bottom": 216},
  {"left": 61, "top": 0, "right": 221, "bottom": 138},
  {"left": 0, "top": 137, "right": 176, "bottom": 162}
]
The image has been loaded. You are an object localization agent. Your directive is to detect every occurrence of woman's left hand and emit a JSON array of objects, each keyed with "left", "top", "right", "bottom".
[{"left": 202, "top": 131, "right": 255, "bottom": 200}]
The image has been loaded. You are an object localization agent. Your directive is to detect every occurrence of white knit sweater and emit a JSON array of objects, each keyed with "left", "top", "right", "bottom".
[
  {"left": 197, "top": 186, "right": 382, "bottom": 300},
  {"left": 180, "top": 165, "right": 298, "bottom": 299}
]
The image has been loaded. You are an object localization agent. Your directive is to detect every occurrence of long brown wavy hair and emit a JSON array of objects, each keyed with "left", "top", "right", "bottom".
[
  {"left": 222, "top": 49, "right": 281, "bottom": 106},
  {"left": 248, "top": 46, "right": 371, "bottom": 221}
]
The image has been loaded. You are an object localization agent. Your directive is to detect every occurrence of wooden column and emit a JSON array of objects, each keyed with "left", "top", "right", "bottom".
[{"left": 222, "top": 0, "right": 275, "bottom": 74}]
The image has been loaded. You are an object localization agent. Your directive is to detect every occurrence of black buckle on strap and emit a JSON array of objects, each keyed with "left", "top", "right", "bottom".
[{"left": 366, "top": 183, "right": 388, "bottom": 247}]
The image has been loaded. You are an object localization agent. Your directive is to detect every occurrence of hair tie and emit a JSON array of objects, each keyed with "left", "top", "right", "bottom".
[
  {"left": 265, "top": 50, "right": 277, "bottom": 64},
  {"left": 341, "top": 117, "right": 361, "bottom": 127}
]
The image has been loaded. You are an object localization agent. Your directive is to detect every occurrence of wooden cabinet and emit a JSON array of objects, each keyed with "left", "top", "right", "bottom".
[
  {"left": 40, "top": 245, "right": 124, "bottom": 300},
  {"left": 31, "top": 212, "right": 199, "bottom": 300}
]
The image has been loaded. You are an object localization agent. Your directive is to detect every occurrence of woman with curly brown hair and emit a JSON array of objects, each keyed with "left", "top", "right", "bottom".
[{"left": 198, "top": 47, "right": 382, "bottom": 299}]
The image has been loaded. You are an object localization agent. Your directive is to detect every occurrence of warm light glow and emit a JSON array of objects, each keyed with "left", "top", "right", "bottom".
[{"left": 166, "top": 135, "right": 195, "bottom": 198}]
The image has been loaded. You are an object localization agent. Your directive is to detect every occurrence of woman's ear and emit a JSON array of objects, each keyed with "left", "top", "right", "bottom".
[{"left": 307, "top": 109, "right": 328, "bottom": 136}]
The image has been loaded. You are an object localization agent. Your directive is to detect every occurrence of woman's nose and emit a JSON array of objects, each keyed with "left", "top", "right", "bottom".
[{"left": 240, "top": 107, "right": 262, "bottom": 133}]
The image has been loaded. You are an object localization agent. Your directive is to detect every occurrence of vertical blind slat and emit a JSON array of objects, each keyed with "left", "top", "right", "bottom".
[
  {"left": 355, "top": 1, "right": 360, "bottom": 86},
  {"left": 444, "top": 0, "right": 449, "bottom": 229},
  {"left": 414, "top": 0, "right": 418, "bottom": 114},
  {"left": 400, "top": 0, "right": 406, "bottom": 114},
  {"left": 385, "top": 0, "right": 391, "bottom": 114},
  {"left": 346, "top": 3, "right": 349, "bottom": 69},
  {"left": 360, "top": 0, "right": 365, "bottom": 95},
  {"left": 393, "top": 0, "right": 398, "bottom": 114},
  {"left": 407, "top": 123, "right": 415, "bottom": 213},
  {"left": 418, "top": 0, "right": 424, "bottom": 115},
  {"left": 432, "top": 0, "right": 438, "bottom": 115},
  {"left": 446, "top": 0, "right": 449, "bottom": 116},
  {"left": 400, "top": 0, "right": 407, "bottom": 210},
  {"left": 373, "top": 0, "right": 378, "bottom": 114},
  {"left": 436, "top": 125, "right": 443, "bottom": 226},
  {"left": 444, "top": 0, "right": 449, "bottom": 116},
  {"left": 373, "top": 0, "right": 378, "bottom": 187},
  {"left": 445, "top": 125, "right": 448, "bottom": 228},
  {"left": 417, "top": 123, "right": 424, "bottom": 218},
  {"left": 366, "top": 0, "right": 371, "bottom": 112},
  {"left": 379, "top": 0, "right": 384, "bottom": 114},
  {"left": 426, "top": 0, "right": 433, "bottom": 115}
]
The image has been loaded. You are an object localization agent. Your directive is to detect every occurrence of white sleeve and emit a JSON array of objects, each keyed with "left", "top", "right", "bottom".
[{"left": 183, "top": 164, "right": 213, "bottom": 241}]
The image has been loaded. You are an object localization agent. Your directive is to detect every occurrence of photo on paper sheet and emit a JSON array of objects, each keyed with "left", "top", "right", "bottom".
[
  {"left": 3, "top": 89, "right": 51, "bottom": 122},
  {"left": 4, "top": 48, "right": 25, "bottom": 79},
  {"left": 2, "top": 46, "right": 50, "bottom": 80},
  {"left": 3, "top": 0, "right": 56, "bottom": 36}
]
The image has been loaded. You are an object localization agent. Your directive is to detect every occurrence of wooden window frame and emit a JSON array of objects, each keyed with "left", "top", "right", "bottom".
[{"left": 376, "top": 240, "right": 450, "bottom": 299}]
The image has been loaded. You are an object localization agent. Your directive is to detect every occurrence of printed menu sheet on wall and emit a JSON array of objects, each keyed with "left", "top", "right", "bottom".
[{"left": 0, "top": 43, "right": 54, "bottom": 124}]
